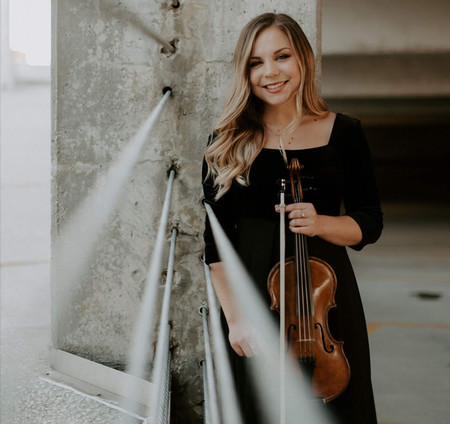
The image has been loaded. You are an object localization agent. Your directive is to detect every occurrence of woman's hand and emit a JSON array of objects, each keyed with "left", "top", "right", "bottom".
[
  {"left": 208, "top": 262, "right": 261, "bottom": 358},
  {"left": 275, "top": 202, "right": 364, "bottom": 246},
  {"left": 228, "top": 319, "right": 259, "bottom": 358},
  {"left": 275, "top": 202, "right": 322, "bottom": 237}
]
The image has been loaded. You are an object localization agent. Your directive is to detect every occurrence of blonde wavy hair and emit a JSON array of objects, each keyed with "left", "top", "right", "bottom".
[{"left": 205, "top": 13, "right": 328, "bottom": 200}]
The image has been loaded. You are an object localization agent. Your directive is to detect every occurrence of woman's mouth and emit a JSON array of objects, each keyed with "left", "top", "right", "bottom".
[{"left": 263, "top": 81, "right": 288, "bottom": 91}]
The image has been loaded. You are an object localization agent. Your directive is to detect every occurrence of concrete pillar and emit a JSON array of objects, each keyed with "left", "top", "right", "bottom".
[
  {"left": 1, "top": 0, "right": 13, "bottom": 89},
  {"left": 51, "top": 1, "right": 321, "bottom": 421}
]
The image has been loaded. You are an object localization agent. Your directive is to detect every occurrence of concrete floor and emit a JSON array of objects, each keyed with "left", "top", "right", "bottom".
[
  {"left": 1, "top": 85, "right": 125, "bottom": 423},
  {"left": 1, "top": 84, "right": 449, "bottom": 423},
  {"left": 350, "top": 206, "right": 450, "bottom": 424}
]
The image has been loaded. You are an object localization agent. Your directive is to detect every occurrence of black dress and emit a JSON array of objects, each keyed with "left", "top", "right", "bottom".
[{"left": 202, "top": 113, "right": 383, "bottom": 424}]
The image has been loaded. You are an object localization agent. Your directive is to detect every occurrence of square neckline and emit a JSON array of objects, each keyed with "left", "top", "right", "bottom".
[{"left": 261, "top": 112, "right": 340, "bottom": 152}]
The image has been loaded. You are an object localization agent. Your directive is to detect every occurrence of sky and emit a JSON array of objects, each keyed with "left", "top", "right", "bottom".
[{"left": 8, "top": 0, "right": 51, "bottom": 66}]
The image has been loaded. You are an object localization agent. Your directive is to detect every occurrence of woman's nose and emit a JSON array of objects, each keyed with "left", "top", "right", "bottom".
[{"left": 263, "top": 61, "right": 279, "bottom": 78}]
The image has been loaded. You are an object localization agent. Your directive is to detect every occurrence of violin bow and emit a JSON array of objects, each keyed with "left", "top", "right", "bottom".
[{"left": 279, "top": 178, "right": 286, "bottom": 424}]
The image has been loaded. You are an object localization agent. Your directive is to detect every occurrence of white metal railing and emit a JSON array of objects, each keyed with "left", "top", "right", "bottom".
[
  {"left": 160, "top": 328, "right": 172, "bottom": 423},
  {"left": 148, "top": 228, "right": 178, "bottom": 423},
  {"left": 200, "top": 306, "right": 221, "bottom": 424},
  {"left": 201, "top": 360, "right": 209, "bottom": 424},
  {"left": 120, "top": 170, "right": 176, "bottom": 423},
  {"left": 202, "top": 256, "right": 243, "bottom": 424}
]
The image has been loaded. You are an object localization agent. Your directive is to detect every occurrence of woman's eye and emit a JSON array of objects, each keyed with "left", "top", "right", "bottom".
[
  {"left": 276, "top": 54, "right": 290, "bottom": 60},
  {"left": 249, "top": 61, "right": 262, "bottom": 68}
]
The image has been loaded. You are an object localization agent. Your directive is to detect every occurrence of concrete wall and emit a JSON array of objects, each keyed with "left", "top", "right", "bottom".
[{"left": 51, "top": 1, "right": 320, "bottom": 421}]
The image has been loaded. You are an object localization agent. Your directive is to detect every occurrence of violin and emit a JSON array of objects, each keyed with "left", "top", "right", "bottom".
[{"left": 267, "top": 158, "right": 350, "bottom": 403}]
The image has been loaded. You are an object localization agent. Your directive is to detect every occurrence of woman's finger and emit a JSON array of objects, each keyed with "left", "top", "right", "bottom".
[
  {"left": 241, "top": 343, "right": 254, "bottom": 358},
  {"left": 233, "top": 344, "right": 245, "bottom": 357},
  {"left": 283, "top": 202, "right": 311, "bottom": 213},
  {"left": 289, "top": 225, "right": 307, "bottom": 234},
  {"left": 290, "top": 218, "right": 304, "bottom": 227},
  {"left": 288, "top": 210, "right": 308, "bottom": 219}
]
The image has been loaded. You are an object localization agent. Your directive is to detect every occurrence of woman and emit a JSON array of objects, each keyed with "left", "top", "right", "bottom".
[{"left": 202, "top": 13, "right": 382, "bottom": 424}]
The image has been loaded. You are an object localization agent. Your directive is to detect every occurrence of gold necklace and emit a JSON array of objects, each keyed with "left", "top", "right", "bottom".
[
  {"left": 265, "top": 124, "right": 289, "bottom": 165},
  {"left": 265, "top": 124, "right": 285, "bottom": 137}
]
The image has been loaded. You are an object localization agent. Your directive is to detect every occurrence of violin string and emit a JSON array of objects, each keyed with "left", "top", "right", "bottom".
[
  {"left": 299, "top": 171, "right": 313, "bottom": 361},
  {"left": 299, "top": 232, "right": 306, "bottom": 360},
  {"left": 300, "top": 222, "right": 307, "bottom": 359},
  {"left": 300, "top": 233, "right": 308, "bottom": 360},
  {"left": 297, "top": 188, "right": 312, "bottom": 362},
  {"left": 302, "top": 233, "right": 312, "bottom": 361},
  {"left": 296, "top": 234, "right": 304, "bottom": 362},
  {"left": 293, "top": 184, "right": 301, "bottom": 360},
  {"left": 300, "top": 194, "right": 309, "bottom": 360},
  {"left": 294, "top": 211, "right": 302, "bottom": 360},
  {"left": 297, "top": 235, "right": 303, "bottom": 361},
  {"left": 295, "top": 184, "right": 305, "bottom": 362},
  {"left": 289, "top": 158, "right": 317, "bottom": 368}
]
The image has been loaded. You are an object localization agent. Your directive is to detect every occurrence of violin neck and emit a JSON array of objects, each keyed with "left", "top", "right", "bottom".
[{"left": 295, "top": 233, "right": 309, "bottom": 259}]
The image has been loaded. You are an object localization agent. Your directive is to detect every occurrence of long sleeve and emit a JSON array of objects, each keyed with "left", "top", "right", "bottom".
[
  {"left": 202, "top": 157, "right": 237, "bottom": 264},
  {"left": 341, "top": 119, "right": 383, "bottom": 251}
]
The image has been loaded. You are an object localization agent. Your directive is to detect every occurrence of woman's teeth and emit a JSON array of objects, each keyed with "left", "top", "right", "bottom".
[{"left": 265, "top": 81, "right": 286, "bottom": 89}]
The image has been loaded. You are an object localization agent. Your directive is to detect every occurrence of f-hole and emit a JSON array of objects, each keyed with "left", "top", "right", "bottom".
[
  {"left": 287, "top": 323, "right": 297, "bottom": 352},
  {"left": 315, "top": 322, "right": 334, "bottom": 353}
]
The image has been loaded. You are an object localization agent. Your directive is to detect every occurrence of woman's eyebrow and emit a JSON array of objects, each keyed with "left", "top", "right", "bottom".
[{"left": 250, "top": 47, "right": 291, "bottom": 59}]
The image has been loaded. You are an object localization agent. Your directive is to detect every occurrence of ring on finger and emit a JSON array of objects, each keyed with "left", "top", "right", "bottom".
[{"left": 301, "top": 211, "right": 305, "bottom": 218}]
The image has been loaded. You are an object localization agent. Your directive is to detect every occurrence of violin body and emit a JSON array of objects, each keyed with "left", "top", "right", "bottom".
[{"left": 267, "top": 255, "right": 351, "bottom": 403}]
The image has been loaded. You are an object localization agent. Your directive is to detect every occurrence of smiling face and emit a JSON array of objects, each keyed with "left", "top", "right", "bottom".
[{"left": 249, "top": 25, "right": 301, "bottom": 111}]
